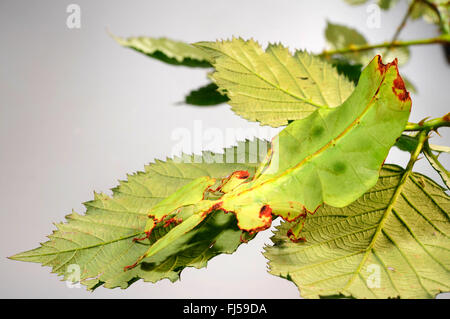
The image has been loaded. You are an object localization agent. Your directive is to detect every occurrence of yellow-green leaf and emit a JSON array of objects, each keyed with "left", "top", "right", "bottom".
[
  {"left": 113, "top": 35, "right": 212, "bottom": 67},
  {"left": 325, "top": 22, "right": 410, "bottom": 66},
  {"left": 194, "top": 38, "right": 355, "bottom": 127},
  {"left": 265, "top": 165, "right": 450, "bottom": 299}
]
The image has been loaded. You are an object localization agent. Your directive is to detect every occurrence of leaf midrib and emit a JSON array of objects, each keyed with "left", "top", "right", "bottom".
[
  {"left": 340, "top": 165, "right": 420, "bottom": 294},
  {"left": 233, "top": 72, "right": 386, "bottom": 200},
  {"left": 11, "top": 231, "right": 144, "bottom": 259}
]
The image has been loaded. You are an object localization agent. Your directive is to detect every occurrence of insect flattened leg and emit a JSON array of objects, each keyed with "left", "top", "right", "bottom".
[
  {"left": 132, "top": 234, "right": 149, "bottom": 242},
  {"left": 163, "top": 217, "right": 183, "bottom": 228},
  {"left": 268, "top": 201, "right": 306, "bottom": 222},
  {"left": 253, "top": 147, "right": 272, "bottom": 180},
  {"left": 132, "top": 218, "right": 156, "bottom": 242},
  {"left": 149, "top": 176, "right": 216, "bottom": 221},
  {"left": 125, "top": 221, "right": 157, "bottom": 271},
  {"left": 240, "top": 231, "right": 253, "bottom": 243},
  {"left": 123, "top": 253, "right": 149, "bottom": 272},
  {"left": 132, "top": 230, "right": 152, "bottom": 242},
  {"left": 215, "top": 170, "right": 250, "bottom": 193},
  {"left": 124, "top": 203, "right": 214, "bottom": 272},
  {"left": 287, "top": 215, "right": 307, "bottom": 243}
]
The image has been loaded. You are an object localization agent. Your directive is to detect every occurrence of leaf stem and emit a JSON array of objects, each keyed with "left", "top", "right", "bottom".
[
  {"left": 389, "top": 0, "right": 418, "bottom": 47},
  {"left": 404, "top": 113, "right": 450, "bottom": 131},
  {"left": 320, "top": 34, "right": 450, "bottom": 57},
  {"left": 423, "top": 140, "right": 450, "bottom": 188},
  {"left": 418, "top": 0, "right": 450, "bottom": 34},
  {"left": 404, "top": 130, "right": 429, "bottom": 174},
  {"left": 381, "top": 0, "right": 418, "bottom": 67}
]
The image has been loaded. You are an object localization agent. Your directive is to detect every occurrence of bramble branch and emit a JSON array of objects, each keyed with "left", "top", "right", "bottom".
[
  {"left": 404, "top": 113, "right": 450, "bottom": 132},
  {"left": 320, "top": 34, "right": 450, "bottom": 57}
]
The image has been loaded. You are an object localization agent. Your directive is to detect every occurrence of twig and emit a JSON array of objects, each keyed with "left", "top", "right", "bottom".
[
  {"left": 404, "top": 113, "right": 450, "bottom": 132},
  {"left": 320, "top": 34, "right": 450, "bottom": 57}
]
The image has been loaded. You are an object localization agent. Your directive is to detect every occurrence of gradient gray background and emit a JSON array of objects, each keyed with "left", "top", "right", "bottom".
[{"left": 1, "top": 0, "right": 448, "bottom": 298}]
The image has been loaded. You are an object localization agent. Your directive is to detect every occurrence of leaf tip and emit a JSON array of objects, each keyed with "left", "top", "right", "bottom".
[
  {"left": 7, "top": 254, "right": 18, "bottom": 261},
  {"left": 392, "top": 72, "right": 411, "bottom": 103},
  {"left": 373, "top": 55, "right": 411, "bottom": 104},
  {"left": 7, "top": 250, "right": 30, "bottom": 262}
]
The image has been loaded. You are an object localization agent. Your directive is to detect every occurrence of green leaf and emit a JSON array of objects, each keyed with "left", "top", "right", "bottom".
[
  {"left": 325, "top": 22, "right": 410, "bottom": 66},
  {"left": 113, "top": 35, "right": 212, "bottom": 67},
  {"left": 424, "top": 147, "right": 450, "bottom": 190},
  {"left": 430, "top": 144, "right": 450, "bottom": 153},
  {"left": 185, "top": 83, "right": 229, "bottom": 106},
  {"left": 10, "top": 139, "right": 268, "bottom": 290},
  {"left": 395, "top": 137, "right": 449, "bottom": 156},
  {"left": 113, "top": 35, "right": 229, "bottom": 106},
  {"left": 343, "top": 0, "right": 399, "bottom": 10},
  {"left": 194, "top": 38, "right": 355, "bottom": 127},
  {"left": 330, "top": 58, "right": 363, "bottom": 84},
  {"left": 383, "top": 46, "right": 411, "bottom": 67},
  {"left": 343, "top": 0, "right": 369, "bottom": 5},
  {"left": 325, "top": 22, "right": 371, "bottom": 63},
  {"left": 394, "top": 134, "right": 419, "bottom": 153},
  {"left": 265, "top": 165, "right": 450, "bottom": 299},
  {"left": 411, "top": 0, "right": 450, "bottom": 34},
  {"left": 411, "top": 1, "right": 439, "bottom": 23},
  {"left": 378, "top": 0, "right": 400, "bottom": 10}
]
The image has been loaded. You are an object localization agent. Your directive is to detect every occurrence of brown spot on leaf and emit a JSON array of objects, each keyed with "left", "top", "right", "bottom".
[
  {"left": 163, "top": 217, "right": 182, "bottom": 228},
  {"left": 240, "top": 232, "right": 249, "bottom": 243},
  {"left": 234, "top": 170, "right": 250, "bottom": 179},
  {"left": 132, "top": 230, "right": 152, "bottom": 242},
  {"left": 376, "top": 55, "right": 388, "bottom": 74},
  {"left": 376, "top": 55, "right": 410, "bottom": 103},
  {"left": 233, "top": 205, "right": 273, "bottom": 233},
  {"left": 376, "top": 55, "right": 400, "bottom": 76},
  {"left": 418, "top": 117, "right": 430, "bottom": 126},
  {"left": 212, "top": 202, "right": 223, "bottom": 210},
  {"left": 287, "top": 229, "right": 306, "bottom": 243},
  {"left": 307, "top": 205, "right": 321, "bottom": 215},
  {"left": 259, "top": 205, "right": 272, "bottom": 219},
  {"left": 392, "top": 74, "right": 410, "bottom": 102},
  {"left": 201, "top": 201, "right": 224, "bottom": 217}
]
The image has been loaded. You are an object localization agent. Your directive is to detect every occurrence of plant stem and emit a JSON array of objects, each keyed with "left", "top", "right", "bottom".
[
  {"left": 423, "top": 140, "right": 450, "bottom": 188},
  {"left": 389, "top": 0, "right": 418, "bottom": 47},
  {"left": 320, "top": 34, "right": 450, "bottom": 57},
  {"left": 404, "top": 113, "right": 450, "bottom": 131},
  {"left": 403, "top": 130, "right": 429, "bottom": 174}
]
